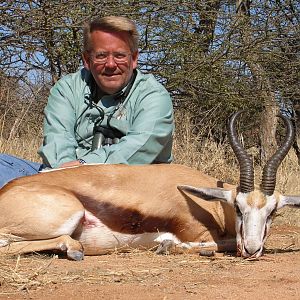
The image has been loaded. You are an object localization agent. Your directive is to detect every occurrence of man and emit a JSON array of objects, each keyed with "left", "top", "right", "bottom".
[{"left": 0, "top": 16, "right": 174, "bottom": 187}]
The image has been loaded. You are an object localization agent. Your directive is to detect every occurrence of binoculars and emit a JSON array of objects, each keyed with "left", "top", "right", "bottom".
[{"left": 91, "top": 125, "right": 124, "bottom": 150}]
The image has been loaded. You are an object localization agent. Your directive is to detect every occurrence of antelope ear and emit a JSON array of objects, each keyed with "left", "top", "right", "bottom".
[
  {"left": 278, "top": 195, "right": 300, "bottom": 209},
  {"left": 177, "top": 185, "right": 234, "bottom": 205}
]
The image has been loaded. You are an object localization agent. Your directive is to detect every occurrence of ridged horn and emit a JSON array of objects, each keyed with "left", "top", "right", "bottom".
[
  {"left": 227, "top": 111, "right": 254, "bottom": 193},
  {"left": 261, "top": 115, "right": 295, "bottom": 196}
]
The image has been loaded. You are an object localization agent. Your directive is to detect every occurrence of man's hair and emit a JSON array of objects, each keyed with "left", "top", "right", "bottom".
[{"left": 83, "top": 16, "right": 139, "bottom": 53}]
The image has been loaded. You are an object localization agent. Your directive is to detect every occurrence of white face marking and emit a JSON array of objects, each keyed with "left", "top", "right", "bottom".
[{"left": 235, "top": 192, "right": 277, "bottom": 258}]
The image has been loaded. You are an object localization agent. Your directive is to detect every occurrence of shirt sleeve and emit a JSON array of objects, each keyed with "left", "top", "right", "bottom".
[
  {"left": 38, "top": 77, "right": 79, "bottom": 168},
  {"left": 81, "top": 87, "right": 174, "bottom": 165}
]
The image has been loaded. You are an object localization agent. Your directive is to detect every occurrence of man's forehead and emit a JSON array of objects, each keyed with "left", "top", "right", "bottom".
[{"left": 88, "top": 30, "right": 132, "bottom": 51}]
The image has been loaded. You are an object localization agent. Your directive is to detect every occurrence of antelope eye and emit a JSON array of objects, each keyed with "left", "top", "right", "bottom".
[
  {"left": 235, "top": 205, "right": 242, "bottom": 216},
  {"left": 267, "top": 209, "right": 276, "bottom": 220}
]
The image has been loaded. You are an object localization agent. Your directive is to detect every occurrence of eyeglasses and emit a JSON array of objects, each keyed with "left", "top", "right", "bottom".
[{"left": 89, "top": 51, "right": 131, "bottom": 64}]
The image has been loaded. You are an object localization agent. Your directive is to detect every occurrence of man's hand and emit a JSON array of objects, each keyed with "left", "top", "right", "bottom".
[{"left": 59, "top": 160, "right": 82, "bottom": 168}]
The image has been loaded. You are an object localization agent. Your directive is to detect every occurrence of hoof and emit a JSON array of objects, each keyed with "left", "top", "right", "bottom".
[
  {"left": 67, "top": 250, "right": 84, "bottom": 261},
  {"left": 156, "top": 239, "right": 175, "bottom": 255},
  {"left": 199, "top": 250, "right": 215, "bottom": 257}
]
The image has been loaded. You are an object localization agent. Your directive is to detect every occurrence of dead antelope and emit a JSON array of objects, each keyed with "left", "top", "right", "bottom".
[{"left": 0, "top": 111, "right": 299, "bottom": 260}]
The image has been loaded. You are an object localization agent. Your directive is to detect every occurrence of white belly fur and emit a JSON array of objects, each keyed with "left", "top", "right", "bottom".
[{"left": 73, "top": 210, "right": 180, "bottom": 255}]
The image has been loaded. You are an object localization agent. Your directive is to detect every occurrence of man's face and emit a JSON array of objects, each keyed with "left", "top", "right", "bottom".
[{"left": 83, "top": 30, "right": 138, "bottom": 95}]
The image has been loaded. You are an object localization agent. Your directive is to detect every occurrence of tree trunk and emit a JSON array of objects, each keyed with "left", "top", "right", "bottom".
[
  {"left": 236, "top": 0, "right": 279, "bottom": 164},
  {"left": 248, "top": 62, "right": 279, "bottom": 163},
  {"left": 292, "top": 105, "right": 300, "bottom": 165},
  {"left": 259, "top": 103, "right": 279, "bottom": 163}
]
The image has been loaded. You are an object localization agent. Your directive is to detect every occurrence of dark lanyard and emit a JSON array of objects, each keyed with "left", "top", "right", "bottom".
[{"left": 107, "top": 69, "right": 137, "bottom": 127}]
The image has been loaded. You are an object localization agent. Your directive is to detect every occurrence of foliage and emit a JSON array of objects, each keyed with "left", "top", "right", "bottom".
[{"left": 0, "top": 0, "right": 299, "bottom": 161}]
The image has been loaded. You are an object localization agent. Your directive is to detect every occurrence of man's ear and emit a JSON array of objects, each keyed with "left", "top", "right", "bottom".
[
  {"left": 82, "top": 52, "right": 90, "bottom": 70},
  {"left": 131, "top": 51, "right": 139, "bottom": 69}
]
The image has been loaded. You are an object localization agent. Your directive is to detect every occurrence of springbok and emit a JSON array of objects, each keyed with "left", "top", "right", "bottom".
[{"left": 0, "top": 111, "right": 299, "bottom": 260}]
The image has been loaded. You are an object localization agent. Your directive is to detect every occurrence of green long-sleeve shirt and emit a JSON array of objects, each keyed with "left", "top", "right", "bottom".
[{"left": 38, "top": 68, "right": 174, "bottom": 168}]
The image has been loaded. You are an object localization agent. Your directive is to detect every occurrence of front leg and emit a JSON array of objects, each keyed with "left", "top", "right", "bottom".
[{"left": 155, "top": 234, "right": 236, "bottom": 256}]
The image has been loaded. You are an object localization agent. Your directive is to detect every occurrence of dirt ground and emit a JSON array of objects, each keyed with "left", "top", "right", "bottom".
[{"left": 0, "top": 224, "right": 299, "bottom": 300}]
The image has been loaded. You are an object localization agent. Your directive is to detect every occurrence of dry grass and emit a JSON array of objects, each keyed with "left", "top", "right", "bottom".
[
  {"left": 0, "top": 135, "right": 42, "bottom": 162},
  {"left": 173, "top": 111, "right": 300, "bottom": 194},
  {"left": 0, "top": 83, "right": 43, "bottom": 162},
  {"left": 0, "top": 106, "right": 42, "bottom": 162},
  {"left": 173, "top": 110, "right": 239, "bottom": 184},
  {"left": 0, "top": 255, "right": 55, "bottom": 294},
  {"left": 0, "top": 252, "right": 243, "bottom": 295}
]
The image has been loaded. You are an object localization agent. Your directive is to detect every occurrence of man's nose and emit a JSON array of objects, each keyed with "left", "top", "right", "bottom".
[{"left": 105, "top": 55, "right": 117, "bottom": 67}]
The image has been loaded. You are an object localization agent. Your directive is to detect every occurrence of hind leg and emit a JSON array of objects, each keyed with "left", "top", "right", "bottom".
[
  {"left": 0, "top": 234, "right": 84, "bottom": 260},
  {"left": 0, "top": 184, "right": 85, "bottom": 258}
]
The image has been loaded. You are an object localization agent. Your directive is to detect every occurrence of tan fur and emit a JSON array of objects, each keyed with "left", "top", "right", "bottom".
[
  {"left": 247, "top": 190, "right": 267, "bottom": 208},
  {"left": 0, "top": 164, "right": 237, "bottom": 257}
]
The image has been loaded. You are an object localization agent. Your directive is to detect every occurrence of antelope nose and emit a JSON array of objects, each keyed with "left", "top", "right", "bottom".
[{"left": 244, "top": 243, "right": 261, "bottom": 256}]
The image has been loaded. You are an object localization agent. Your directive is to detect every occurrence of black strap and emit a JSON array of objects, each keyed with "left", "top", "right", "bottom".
[
  {"left": 93, "top": 70, "right": 137, "bottom": 140},
  {"left": 107, "top": 69, "right": 137, "bottom": 128}
]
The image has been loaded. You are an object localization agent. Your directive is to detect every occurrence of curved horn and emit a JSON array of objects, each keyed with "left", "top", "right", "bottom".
[
  {"left": 261, "top": 115, "right": 295, "bottom": 196},
  {"left": 227, "top": 110, "right": 254, "bottom": 193}
]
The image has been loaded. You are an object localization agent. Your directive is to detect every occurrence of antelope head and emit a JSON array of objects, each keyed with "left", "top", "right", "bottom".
[{"left": 179, "top": 111, "right": 300, "bottom": 258}]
